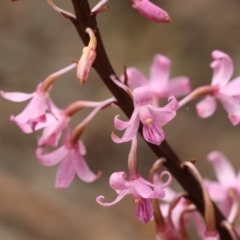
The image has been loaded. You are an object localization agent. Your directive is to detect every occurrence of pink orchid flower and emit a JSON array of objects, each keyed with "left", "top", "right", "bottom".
[
  {"left": 112, "top": 86, "right": 178, "bottom": 145},
  {"left": 196, "top": 50, "right": 240, "bottom": 125},
  {"left": 36, "top": 139, "right": 101, "bottom": 189},
  {"left": 97, "top": 171, "right": 171, "bottom": 224},
  {"left": 122, "top": 54, "right": 191, "bottom": 101},
  {"left": 205, "top": 151, "right": 240, "bottom": 219},
  {"left": 131, "top": 0, "right": 171, "bottom": 23},
  {"left": 0, "top": 63, "right": 76, "bottom": 133}
]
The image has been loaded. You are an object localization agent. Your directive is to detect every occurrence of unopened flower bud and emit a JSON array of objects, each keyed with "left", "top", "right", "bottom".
[
  {"left": 131, "top": 0, "right": 171, "bottom": 23},
  {"left": 77, "top": 28, "right": 97, "bottom": 84}
]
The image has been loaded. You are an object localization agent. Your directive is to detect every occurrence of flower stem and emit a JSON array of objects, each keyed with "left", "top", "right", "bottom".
[{"left": 178, "top": 85, "right": 217, "bottom": 108}]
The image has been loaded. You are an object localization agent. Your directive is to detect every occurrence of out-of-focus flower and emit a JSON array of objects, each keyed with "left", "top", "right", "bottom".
[
  {"left": 112, "top": 86, "right": 178, "bottom": 145},
  {"left": 205, "top": 151, "right": 240, "bottom": 219},
  {"left": 122, "top": 54, "right": 191, "bottom": 101},
  {"left": 196, "top": 50, "right": 240, "bottom": 125},
  {"left": 131, "top": 0, "right": 171, "bottom": 23}
]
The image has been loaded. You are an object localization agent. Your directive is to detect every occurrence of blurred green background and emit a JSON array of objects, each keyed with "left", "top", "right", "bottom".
[{"left": 0, "top": 0, "right": 240, "bottom": 239}]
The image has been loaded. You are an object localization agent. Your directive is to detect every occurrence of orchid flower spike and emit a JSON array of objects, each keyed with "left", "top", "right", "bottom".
[
  {"left": 97, "top": 137, "right": 172, "bottom": 224},
  {"left": 77, "top": 28, "right": 97, "bottom": 84},
  {"left": 112, "top": 86, "right": 178, "bottom": 145},
  {"left": 204, "top": 151, "right": 240, "bottom": 223},
  {"left": 121, "top": 54, "right": 191, "bottom": 103},
  {"left": 0, "top": 63, "right": 76, "bottom": 133},
  {"left": 131, "top": 0, "right": 171, "bottom": 23},
  {"left": 196, "top": 50, "right": 240, "bottom": 125},
  {"left": 35, "top": 98, "right": 115, "bottom": 188}
]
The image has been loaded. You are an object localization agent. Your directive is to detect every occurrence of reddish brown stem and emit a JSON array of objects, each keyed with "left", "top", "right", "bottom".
[{"left": 69, "top": 0, "right": 236, "bottom": 239}]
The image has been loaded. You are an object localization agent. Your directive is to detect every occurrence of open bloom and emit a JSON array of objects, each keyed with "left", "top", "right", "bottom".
[
  {"left": 122, "top": 54, "right": 190, "bottom": 101},
  {"left": 112, "top": 86, "right": 178, "bottom": 145},
  {"left": 131, "top": 0, "right": 171, "bottom": 23},
  {"left": 36, "top": 139, "right": 101, "bottom": 189},
  {"left": 97, "top": 171, "right": 171, "bottom": 224},
  {"left": 196, "top": 50, "right": 240, "bottom": 125},
  {"left": 0, "top": 83, "right": 54, "bottom": 133},
  {"left": 0, "top": 63, "right": 76, "bottom": 132},
  {"left": 205, "top": 151, "right": 240, "bottom": 219}
]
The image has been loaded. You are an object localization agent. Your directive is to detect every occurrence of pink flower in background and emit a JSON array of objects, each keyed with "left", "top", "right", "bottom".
[
  {"left": 122, "top": 54, "right": 191, "bottom": 100},
  {"left": 196, "top": 50, "right": 240, "bottom": 125},
  {"left": 205, "top": 151, "right": 240, "bottom": 218},
  {"left": 131, "top": 0, "right": 171, "bottom": 23},
  {"left": 36, "top": 139, "right": 101, "bottom": 189},
  {"left": 112, "top": 86, "right": 178, "bottom": 145},
  {"left": 96, "top": 171, "right": 171, "bottom": 224}
]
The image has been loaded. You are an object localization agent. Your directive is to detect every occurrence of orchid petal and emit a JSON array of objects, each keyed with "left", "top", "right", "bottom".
[
  {"left": 0, "top": 91, "right": 34, "bottom": 102},
  {"left": 12, "top": 93, "right": 47, "bottom": 124},
  {"left": 132, "top": 0, "right": 171, "bottom": 23},
  {"left": 114, "top": 108, "right": 139, "bottom": 130},
  {"left": 196, "top": 95, "right": 217, "bottom": 118},
  {"left": 204, "top": 179, "right": 226, "bottom": 201},
  {"left": 149, "top": 54, "right": 170, "bottom": 88},
  {"left": 192, "top": 212, "right": 206, "bottom": 240},
  {"left": 109, "top": 172, "right": 128, "bottom": 191},
  {"left": 111, "top": 112, "right": 140, "bottom": 144},
  {"left": 134, "top": 179, "right": 165, "bottom": 199},
  {"left": 160, "top": 186, "right": 176, "bottom": 202},
  {"left": 136, "top": 198, "right": 153, "bottom": 224},
  {"left": 12, "top": 120, "right": 42, "bottom": 134},
  {"left": 96, "top": 189, "right": 130, "bottom": 206},
  {"left": 211, "top": 50, "right": 233, "bottom": 88},
  {"left": 133, "top": 86, "right": 153, "bottom": 108},
  {"left": 122, "top": 67, "right": 148, "bottom": 89},
  {"left": 218, "top": 197, "right": 232, "bottom": 218},
  {"left": 161, "top": 76, "right": 191, "bottom": 98},
  {"left": 72, "top": 149, "right": 101, "bottom": 182},
  {"left": 143, "top": 122, "right": 165, "bottom": 145},
  {"left": 38, "top": 113, "right": 70, "bottom": 147},
  {"left": 36, "top": 146, "right": 68, "bottom": 166},
  {"left": 55, "top": 156, "right": 75, "bottom": 189},
  {"left": 220, "top": 76, "right": 240, "bottom": 97},
  {"left": 217, "top": 93, "right": 240, "bottom": 125},
  {"left": 207, "top": 151, "right": 236, "bottom": 187},
  {"left": 147, "top": 96, "right": 178, "bottom": 126}
]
